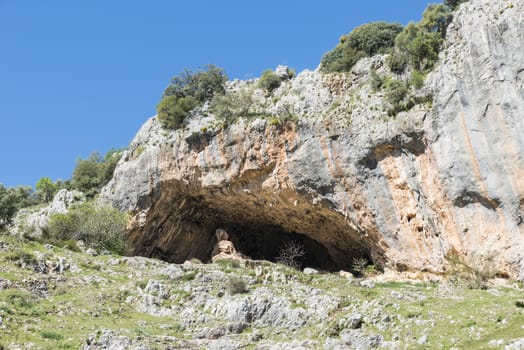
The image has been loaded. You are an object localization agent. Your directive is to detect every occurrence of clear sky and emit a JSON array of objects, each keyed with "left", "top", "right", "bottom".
[{"left": 0, "top": 1, "right": 430, "bottom": 187}]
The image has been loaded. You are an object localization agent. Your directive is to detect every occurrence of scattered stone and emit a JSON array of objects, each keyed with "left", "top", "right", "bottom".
[
  {"left": 86, "top": 248, "right": 98, "bottom": 256},
  {"left": 506, "top": 338, "right": 524, "bottom": 349},
  {"left": 339, "top": 270, "right": 354, "bottom": 281},
  {"left": 360, "top": 279, "right": 375, "bottom": 288},
  {"left": 417, "top": 335, "right": 428, "bottom": 345}
]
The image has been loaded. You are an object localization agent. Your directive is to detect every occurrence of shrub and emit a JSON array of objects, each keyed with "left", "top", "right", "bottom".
[
  {"left": 0, "top": 184, "right": 18, "bottom": 228},
  {"left": 389, "top": 4, "right": 453, "bottom": 73},
  {"left": 226, "top": 276, "right": 248, "bottom": 295},
  {"left": 410, "top": 69, "right": 425, "bottom": 89},
  {"left": 157, "top": 95, "right": 198, "bottom": 130},
  {"left": 384, "top": 78, "right": 408, "bottom": 106},
  {"left": 258, "top": 69, "right": 282, "bottom": 94},
  {"left": 321, "top": 46, "right": 367, "bottom": 74},
  {"left": 444, "top": 0, "right": 468, "bottom": 10},
  {"left": 276, "top": 241, "right": 305, "bottom": 269},
  {"left": 210, "top": 88, "right": 255, "bottom": 125},
  {"left": 342, "top": 22, "right": 404, "bottom": 56},
  {"left": 321, "top": 22, "right": 403, "bottom": 73},
  {"left": 40, "top": 331, "right": 64, "bottom": 340},
  {"left": 47, "top": 202, "right": 127, "bottom": 254},
  {"left": 71, "top": 150, "right": 122, "bottom": 199},
  {"left": 370, "top": 70, "right": 384, "bottom": 91},
  {"left": 157, "top": 64, "right": 228, "bottom": 129},
  {"left": 352, "top": 257, "right": 368, "bottom": 276},
  {"left": 35, "top": 177, "right": 58, "bottom": 203}
]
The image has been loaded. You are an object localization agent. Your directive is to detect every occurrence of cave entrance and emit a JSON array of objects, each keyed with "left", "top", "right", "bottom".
[
  {"left": 128, "top": 186, "right": 380, "bottom": 274},
  {"left": 219, "top": 224, "right": 339, "bottom": 271}
]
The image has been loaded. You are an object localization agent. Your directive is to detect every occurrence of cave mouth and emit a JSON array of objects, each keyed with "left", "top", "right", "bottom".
[
  {"left": 130, "top": 188, "right": 378, "bottom": 274},
  {"left": 218, "top": 224, "right": 341, "bottom": 271}
]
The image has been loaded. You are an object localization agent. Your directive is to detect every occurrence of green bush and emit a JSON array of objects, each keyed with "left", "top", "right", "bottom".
[
  {"left": 47, "top": 202, "right": 128, "bottom": 254},
  {"left": 40, "top": 331, "right": 64, "bottom": 340},
  {"left": 157, "top": 95, "right": 198, "bottom": 130},
  {"left": 226, "top": 276, "right": 248, "bottom": 295},
  {"left": 370, "top": 70, "right": 384, "bottom": 91},
  {"left": 444, "top": 0, "right": 468, "bottom": 10},
  {"left": 0, "top": 184, "right": 19, "bottom": 228},
  {"left": 258, "top": 69, "right": 282, "bottom": 94},
  {"left": 321, "top": 22, "right": 403, "bottom": 73},
  {"left": 410, "top": 69, "right": 425, "bottom": 89},
  {"left": 210, "top": 88, "right": 255, "bottom": 125},
  {"left": 35, "top": 177, "right": 58, "bottom": 203},
  {"left": 384, "top": 78, "right": 408, "bottom": 106},
  {"left": 157, "top": 65, "right": 228, "bottom": 129},
  {"left": 389, "top": 4, "right": 452, "bottom": 73},
  {"left": 71, "top": 150, "right": 122, "bottom": 199},
  {"left": 321, "top": 46, "right": 367, "bottom": 74}
]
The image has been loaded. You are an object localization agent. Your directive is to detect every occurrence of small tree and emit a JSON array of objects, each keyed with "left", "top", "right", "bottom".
[
  {"left": 71, "top": 150, "right": 122, "bottom": 199},
  {"left": 258, "top": 69, "right": 282, "bottom": 94},
  {"left": 35, "top": 177, "right": 58, "bottom": 203},
  {"left": 321, "top": 22, "right": 403, "bottom": 73},
  {"left": 0, "top": 184, "right": 18, "bottom": 228},
  {"left": 157, "top": 64, "right": 228, "bottom": 129},
  {"left": 276, "top": 241, "right": 305, "bottom": 269}
]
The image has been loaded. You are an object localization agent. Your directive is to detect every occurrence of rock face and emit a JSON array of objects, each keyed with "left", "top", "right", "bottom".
[
  {"left": 100, "top": 0, "right": 524, "bottom": 280},
  {"left": 10, "top": 189, "right": 85, "bottom": 238}
]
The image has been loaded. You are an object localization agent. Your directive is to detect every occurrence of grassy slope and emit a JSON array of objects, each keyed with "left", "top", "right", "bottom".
[{"left": 0, "top": 233, "right": 523, "bottom": 349}]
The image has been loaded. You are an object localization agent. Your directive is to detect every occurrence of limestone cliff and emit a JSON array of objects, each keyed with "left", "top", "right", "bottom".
[{"left": 100, "top": 0, "right": 524, "bottom": 280}]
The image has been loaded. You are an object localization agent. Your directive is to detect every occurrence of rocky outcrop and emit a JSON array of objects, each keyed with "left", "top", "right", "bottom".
[
  {"left": 10, "top": 189, "right": 85, "bottom": 238},
  {"left": 100, "top": 0, "right": 524, "bottom": 280}
]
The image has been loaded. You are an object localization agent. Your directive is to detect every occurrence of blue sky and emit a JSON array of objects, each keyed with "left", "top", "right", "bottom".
[{"left": 0, "top": 1, "right": 430, "bottom": 187}]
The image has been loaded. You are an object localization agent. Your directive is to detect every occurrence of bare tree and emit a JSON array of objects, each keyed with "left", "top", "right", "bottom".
[{"left": 276, "top": 241, "right": 305, "bottom": 269}]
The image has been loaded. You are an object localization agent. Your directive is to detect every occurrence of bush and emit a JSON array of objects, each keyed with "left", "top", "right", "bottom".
[
  {"left": 0, "top": 184, "right": 19, "bottom": 228},
  {"left": 342, "top": 22, "right": 404, "bottom": 56},
  {"left": 40, "top": 331, "right": 64, "bottom": 340},
  {"left": 384, "top": 77, "right": 408, "bottom": 106},
  {"left": 321, "top": 45, "right": 367, "bottom": 74},
  {"left": 71, "top": 150, "right": 122, "bottom": 199},
  {"left": 210, "top": 88, "right": 255, "bottom": 125},
  {"left": 276, "top": 241, "right": 305, "bottom": 269},
  {"left": 370, "top": 70, "right": 384, "bottom": 91},
  {"left": 389, "top": 4, "right": 453, "bottom": 73},
  {"left": 352, "top": 257, "right": 368, "bottom": 276},
  {"left": 410, "top": 69, "right": 425, "bottom": 89},
  {"left": 444, "top": 0, "right": 468, "bottom": 10},
  {"left": 258, "top": 69, "right": 282, "bottom": 94},
  {"left": 321, "top": 22, "right": 403, "bottom": 73},
  {"left": 226, "top": 276, "right": 248, "bottom": 295},
  {"left": 35, "top": 177, "right": 58, "bottom": 203},
  {"left": 47, "top": 202, "right": 128, "bottom": 254},
  {"left": 157, "top": 65, "right": 228, "bottom": 129}
]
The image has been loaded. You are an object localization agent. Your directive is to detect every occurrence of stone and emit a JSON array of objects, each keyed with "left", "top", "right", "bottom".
[
  {"left": 417, "top": 335, "right": 428, "bottom": 345},
  {"left": 360, "top": 279, "right": 375, "bottom": 288},
  {"left": 303, "top": 267, "right": 319, "bottom": 275},
  {"left": 339, "top": 270, "right": 354, "bottom": 281},
  {"left": 505, "top": 338, "right": 524, "bottom": 350},
  {"left": 275, "top": 65, "right": 290, "bottom": 80}
]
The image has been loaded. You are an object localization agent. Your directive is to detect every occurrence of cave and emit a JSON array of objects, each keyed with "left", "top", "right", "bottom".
[{"left": 127, "top": 181, "right": 381, "bottom": 273}]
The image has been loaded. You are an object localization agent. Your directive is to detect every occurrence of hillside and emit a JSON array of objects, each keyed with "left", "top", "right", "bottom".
[{"left": 1, "top": 235, "right": 523, "bottom": 349}]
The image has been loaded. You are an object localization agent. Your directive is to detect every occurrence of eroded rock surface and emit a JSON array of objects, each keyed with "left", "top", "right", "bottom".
[{"left": 100, "top": 0, "right": 524, "bottom": 280}]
